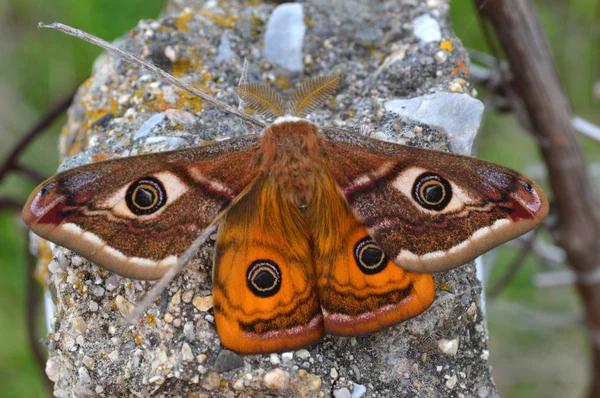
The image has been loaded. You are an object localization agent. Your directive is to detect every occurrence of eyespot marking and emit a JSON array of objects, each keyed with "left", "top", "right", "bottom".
[
  {"left": 412, "top": 172, "right": 452, "bottom": 211},
  {"left": 125, "top": 177, "right": 166, "bottom": 215},
  {"left": 246, "top": 260, "right": 282, "bottom": 298},
  {"left": 354, "top": 237, "right": 388, "bottom": 275}
]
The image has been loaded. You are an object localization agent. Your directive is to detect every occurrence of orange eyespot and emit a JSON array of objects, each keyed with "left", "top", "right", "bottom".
[
  {"left": 354, "top": 237, "right": 388, "bottom": 275},
  {"left": 125, "top": 177, "right": 166, "bottom": 215},
  {"left": 246, "top": 260, "right": 281, "bottom": 297},
  {"left": 412, "top": 173, "right": 452, "bottom": 211}
]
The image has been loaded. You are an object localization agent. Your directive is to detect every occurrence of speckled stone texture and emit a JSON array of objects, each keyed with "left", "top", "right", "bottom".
[{"left": 38, "top": 0, "right": 498, "bottom": 396}]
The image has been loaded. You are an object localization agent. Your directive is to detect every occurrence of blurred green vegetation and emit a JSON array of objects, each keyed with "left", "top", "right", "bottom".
[
  {"left": 0, "top": 1, "right": 165, "bottom": 397},
  {"left": 0, "top": 1, "right": 598, "bottom": 397}
]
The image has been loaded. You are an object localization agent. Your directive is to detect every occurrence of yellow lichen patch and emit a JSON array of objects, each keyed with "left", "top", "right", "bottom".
[
  {"left": 304, "top": 14, "right": 314, "bottom": 27},
  {"left": 250, "top": 15, "right": 264, "bottom": 27},
  {"left": 197, "top": 10, "right": 239, "bottom": 28},
  {"left": 145, "top": 314, "right": 156, "bottom": 326},
  {"left": 171, "top": 59, "right": 192, "bottom": 77},
  {"left": 33, "top": 238, "right": 53, "bottom": 286},
  {"left": 135, "top": 333, "right": 144, "bottom": 345},
  {"left": 174, "top": 11, "right": 193, "bottom": 32},
  {"left": 440, "top": 40, "right": 453, "bottom": 51},
  {"left": 274, "top": 75, "right": 290, "bottom": 90},
  {"left": 247, "top": 0, "right": 264, "bottom": 6},
  {"left": 439, "top": 283, "right": 451, "bottom": 291},
  {"left": 73, "top": 281, "right": 85, "bottom": 293}
]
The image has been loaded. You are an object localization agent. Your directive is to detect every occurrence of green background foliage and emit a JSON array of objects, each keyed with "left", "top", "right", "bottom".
[{"left": 0, "top": 1, "right": 598, "bottom": 397}]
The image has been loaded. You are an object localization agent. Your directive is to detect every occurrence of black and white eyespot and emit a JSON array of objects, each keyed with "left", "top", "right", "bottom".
[
  {"left": 246, "top": 260, "right": 282, "bottom": 298},
  {"left": 354, "top": 237, "right": 388, "bottom": 275},
  {"left": 412, "top": 172, "right": 452, "bottom": 211},
  {"left": 521, "top": 180, "right": 534, "bottom": 193},
  {"left": 125, "top": 177, "right": 167, "bottom": 215}
]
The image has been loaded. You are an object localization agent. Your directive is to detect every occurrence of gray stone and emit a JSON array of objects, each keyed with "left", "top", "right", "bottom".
[
  {"left": 385, "top": 92, "right": 484, "bottom": 154},
  {"left": 214, "top": 350, "right": 244, "bottom": 373}
]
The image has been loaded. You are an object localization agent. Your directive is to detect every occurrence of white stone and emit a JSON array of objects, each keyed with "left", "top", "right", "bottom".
[
  {"left": 270, "top": 353, "right": 281, "bottom": 365},
  {"left": 438, "top": 338, "right": 459, "bottom": 355},
  {"left": 413, "top": 14, "right": 442, "bottom": 43},
  {"left": 264, "top": 3, "right": 306, "bottom": 72},
  {"left": 264, "top": 368, "right": 290, "bottom": 389},
  {"left": 352, "top": 383, "right": 367, "bottom": 398}
]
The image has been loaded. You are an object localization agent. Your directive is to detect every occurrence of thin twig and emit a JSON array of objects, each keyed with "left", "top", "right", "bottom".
[
  {"left": 14, "top": 164, "right": 47, "bottom": 184},
  {"left": 0, "top": 88, "right": 76, "bottom": 185},
  {"left": 38, "top": 22, "right": 266, "bottom": 130},
  {"left": 0, "top": 198, "right": 25, "bottom": 212},
  {"left": 488, "top": 229, "right": 539, "bottom": 298}
]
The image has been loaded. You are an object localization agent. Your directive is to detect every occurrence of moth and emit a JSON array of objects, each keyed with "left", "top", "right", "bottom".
[{"left": 23, "top": 23, "right": 548, "bottom": 355}]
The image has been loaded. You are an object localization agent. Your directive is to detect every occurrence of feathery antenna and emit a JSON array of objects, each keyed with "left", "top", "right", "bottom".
[
  {"left": 235, "top": 84, "right": 286, "bottom": 119},
  {"left": 289, "top": 76, "right": 340, "bottom": 117}
]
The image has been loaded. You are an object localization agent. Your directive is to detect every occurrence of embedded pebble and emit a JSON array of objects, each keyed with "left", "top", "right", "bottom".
[
  {"left": 281, "top": 352, "right": 294, "bottom": 362},
  {"left": 108, "top": 350, "right": 119, "bottom": 362},
  {"left": 182, "top": 290, "right": 194, "bottom": 303},
  {"left": 115, "top": 296, "right": 135, "bottom": 317},
  {"left": 183, "top": 321, "right": 195, "bottom": 340},
  {"left": 435, "top": 50, "right": 448, "bottom": 63},
  {"left": 83, "top": 356, "right": 95, "bottom": 369},
  {"left": 71, "top": 255, "right": 83, "bottom": 267},
  {"left": 164, "top": 45, "right": 177, "bottom": 62},
  {"left": 214, "top": 350, "right": 244, "bottom": 372},
  {"left": 334, "top": 387, "right": 351, "bottom": 398},
  {"left": 192, "top": 295, "right": 214, "bottom": 311},
  {"left": 88, "top": 301, "right": 98, "bottom": 312},
  {"left": 170, "top": 290, "right": 182, "bottom": 308},
  {"left": 352, "top": 383, "right": 367, "bottom": 398},
  {"left": 149, "top": 375, "right": 165, "bottom": 385},
  {"left": 296, "top": 349, "right": 311, "bottom": 359},
  {"left": 264, "top": 3, "right": 305, "bottom": 72},
  {"left": 330, "top": 367, "right": 339, "bottom": 380},
  {"left": 144, "top": 136, "right": 187, "bottom": 147},
  {"left": 90, "top": 286, "right": 105, "bottom": 297},
  {"left": 45, "top": 358, "right": 60, "bottom": 382},
  {"left": 385, "top": 93, "right": 484, "bottom": 154},
  {"left": 181, "top": 343, "right": 195, "bottom": 362},
  {"left": 438, "top": 338, "right": 459, "bottom": 355},
  {"left": 446, "top": 374, "right": 458, "bottom": 389},
  {"left": 105, "top": 274, "right": 119, "bottom": 291},
  {"left": 264, "top": 368, "right": 290, "bottom": 390},
  {"left": 71, "top": 317, "right": 87, "bottom": 334},
  {"left": 216, "top": 31, "right": 232, "bottom": 63},
  {"left": 413, "top": 14, "right": 441, "bottom": 43},
  {"left": 133, "top": 113, "right": 165, "bottom": 139},
  {"left": 270, "top": 353, "right": 281, "bottom": 365},
  {"left": 480, "top": 350, "right": 489, "bottom": 360}
]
